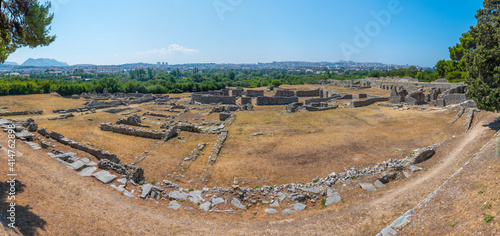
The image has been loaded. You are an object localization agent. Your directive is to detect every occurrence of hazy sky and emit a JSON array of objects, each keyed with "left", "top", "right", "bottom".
[{"left": 7, "top": 0, "right": 483, "bottom": 67}]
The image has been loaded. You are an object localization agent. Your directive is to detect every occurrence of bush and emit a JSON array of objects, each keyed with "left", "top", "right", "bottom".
[{"left": 484, "top": 214, "right": 494, "bottom": 223}]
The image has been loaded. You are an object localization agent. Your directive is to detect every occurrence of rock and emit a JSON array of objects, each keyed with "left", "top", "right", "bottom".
[
  {"left": 141, "top": 184, "right": 153, "bottom": 199},
  {"left": 409, "top": 145, "right": 436, "bottom": 164},
  {"left": 68, "top": 160, "right": 86, "bottom": 170},
  {"left": 302, "top": 186, "right": 321, "bottom": 194},
  {"left": 188, "top": 191, "right": 204, "bottom": 204},
  {"left": 168, "top": 191, "right": 188, "bottom": 200},
  {"left": 231, "top": 198, "right": 246, "bottom": 209},
  {"left": 282, "top": 209, "right": 294, "bottom": 215},
  {"left": 403, "top": 171, "right": 412, "bottom": 178},
  {"left": 117, "top": 178, "right": 127, "bottom": 184},
  {"left": 123, "top": 190, "right": 134, "bottom": 198},
  {"left": 168, "top": 201, "right": 181, "bottom": 210},
  {"left": 265, "top": 208, "right": 278, "bottom": 214},
  {"left": 409, "top": 165, "right": 422, "bottom": 172},
  {"left": 359, "top": 183, "right": 377, "bottom": 191},
  {"left": 293, "top": 203, "right": 307, "bottom": 211},
  {"left": 78, "top": 167, "right": 98, "bottom": 177},
  {"left": 378, "top": 171, "right": 399, "bottom": 184},
  {"left": 212, "top": 197, "right": 224, "bottom": 205},
  {"left": 199, "top": 202, "right": 211, "bottom": 211},
  {"left": 291, "top": 194, "right": 306, "bottom": 202},
  {"left": 269, "top": 200, "right": 280, "bottom": 207},
  {"left": 91, "top": 170, "right": 116, "bottom": 184},
  {"left": 374, "top": 180, "right": 386, "bottom": 188},
  {"left": 324, "top": 192, "right": 342, "bottom": 206}
]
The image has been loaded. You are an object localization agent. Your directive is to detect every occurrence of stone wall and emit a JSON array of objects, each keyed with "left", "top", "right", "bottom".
[
  {"left": 256, "top": 96, "right": 299, "bottom": 105},
  {"left": 296, "top": 89, "right": 320, "bottom": 97},
  {"left": 100, "top": 123, "right": 178, "bottom": 140},
  {"left": 246, "top": 90, "right": 264, "bottom": 97},
  {"left": 305, "top": 98, "right": 332, "bottom": 105},
  {"left": 98, "top": 159, "right": 144, "bottom": 183},
  {"left": 38, "top": 128, "right": 121, "bottom": 164},
  {"left": 430, "top": 94, "right": 468, "bottom": 107},
  {"left": 232, "top": 89, "right": 244, "bottom": 97},
  {"left": 348, "top": 97, "right": 389, "bottom": 108},
  {"left": 191, "top": 94, "right": 237, "bottom": 105},
  {"left": 116, "top": 114, "right": 142, "bottom": 126},
  {"left": 241, "top": 97, "right": 252, "bottom": 105},
  {"left": 209, "top": 131, "right": 228, "bottom": 163},
  {"left": 0, "top": 110, "right": 43, "bottom": 116},
  {"left": 275, "top": 90, "right": 295, "bottom": 97}
]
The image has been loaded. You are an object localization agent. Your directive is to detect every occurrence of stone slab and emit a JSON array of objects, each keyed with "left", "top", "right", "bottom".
[
  {"left": 231, "top": 198, "right": 246, "bottom": 209},
  {"left": 168, "top": 191, "right": 188, "bottom": 200},
  {"left": 78, "top": 167, "right": 98, "bottom": 177},
  {"left": 359, "top": 182, "right": 377, "bottom": 191},
  {"left": 141, "top": 184, "right": 153, "bottom": 199},
  {"left": 92, "top": 170, "right": 117, "bottom": 184},
  {"left": 265, "top": 208, "right": 278, "bottom": 214},
  {"left": 199, "top": 202, "right": 211, "bottom": 211},
  {"left": 168, "top": 200, "right": 181, "bottom": 210},
  {"left": 293, "top": 203, "right": 307, "bottom": 211},
  {"left": 374, "top": 180, "right": 386, "bottom": 188}
]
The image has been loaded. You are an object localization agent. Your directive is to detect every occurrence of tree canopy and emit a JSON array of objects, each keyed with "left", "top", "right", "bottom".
[
  {"left": 0, "top": 0, "right": 55, "bottom": 63},
  {"left": 465, "top": 0, "right": 500, "bottom": 112}
]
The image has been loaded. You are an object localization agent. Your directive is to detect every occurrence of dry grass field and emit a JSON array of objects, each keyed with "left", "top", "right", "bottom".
[
  {"left": 0, "top": 86, "right": 497, "bottom": 235},
  {"left": 0, "top": 87, "right": 467, "bottom": 189}
]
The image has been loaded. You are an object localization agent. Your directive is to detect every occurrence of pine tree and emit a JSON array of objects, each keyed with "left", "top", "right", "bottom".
[
  {"left": 465, "top": 0, "right": 500, "bottom": 111},
  {"left": 0, "top": 0, "right": 55, "bottom": 63}
]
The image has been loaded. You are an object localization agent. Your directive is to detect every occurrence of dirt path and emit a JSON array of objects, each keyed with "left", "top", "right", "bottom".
[
  {"left": 371, "top": 112, "right": 494, "bottom": 207},
  {"left": 0, "top": 112, "right": 498, "bottom": 235}
]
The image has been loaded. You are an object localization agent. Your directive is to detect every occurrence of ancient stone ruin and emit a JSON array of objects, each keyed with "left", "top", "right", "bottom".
[
  {"left": 256, "top": 96, "right": 298, "bottom": 105},
  {"left": 100, "top": 123, "right": 178, "bottom": 141},
  {"left": 38, "top": 128, "right": 122, "bottom": 163},
  {"left": 116, "top": 114, "right": 142, "bottom": 126}
]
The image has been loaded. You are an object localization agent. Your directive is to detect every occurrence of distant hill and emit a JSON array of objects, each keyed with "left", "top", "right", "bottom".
[
  {"left": 21, "top": 58, "right": 69, "bottom": 67},
  {"left": 1, "top": 61, "right": 19, "bottom": 66}
]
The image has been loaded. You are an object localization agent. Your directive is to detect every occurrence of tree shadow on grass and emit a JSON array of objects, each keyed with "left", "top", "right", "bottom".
[
  {"left": 0, "top": 180, "right": 46, "bottom": 236},
  {"left": 483, "top": 116, "right": 500, "bottom": 132}
]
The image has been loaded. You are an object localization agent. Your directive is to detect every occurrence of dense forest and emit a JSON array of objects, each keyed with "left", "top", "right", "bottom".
[{"left": 0, "top": 66, "right": 439, "bottom": 96}]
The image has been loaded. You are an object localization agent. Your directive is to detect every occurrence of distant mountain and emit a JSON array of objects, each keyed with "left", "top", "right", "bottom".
[
  {"left": 1, "top": 61, "right": 19, "bottom": 66},
  {"left": 21, "top": 58, "right": 69, "bottom": 67}
]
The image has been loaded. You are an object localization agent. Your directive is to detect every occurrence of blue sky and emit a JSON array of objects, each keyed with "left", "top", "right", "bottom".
[{"left": 7, "top": 0, "right": 483, "bottom": 67}]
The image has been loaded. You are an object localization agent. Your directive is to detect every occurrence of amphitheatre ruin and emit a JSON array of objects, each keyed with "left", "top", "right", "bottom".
[{"left": 1, "top": 77, "right": 499, "bottom": 235}]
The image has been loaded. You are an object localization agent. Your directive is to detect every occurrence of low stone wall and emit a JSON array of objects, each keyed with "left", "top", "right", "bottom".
[
  {"left": 296, "top": 89, "right": 320, "bottom": 97},
  {"left": 305, "top": 98, "right": 333, "bottom": 105},
  {"left": 142, "top": 112, "right": 173, "bottom": 119},
  {"left": 209, "top": 131, "right": 228, "bottom": 163},
  {"left": 98, "top": 159, "right": 144, "bottom": 183},
  {"left": 241, "top": 97, "right": 252, "bottom": 105},
  {"left": 256, "top": 96, "right": 299, "bottom": 105},
  {"left": 100, "top": 123, "right": 177, "bottom": 140},
  {"left": 246, "top": 90, "right": 264, "bottom": 97},
  {"left": 191, "top": 94, "right": 237, "bottom": 105},
  {"left": 0, "top": 110, "right": 43, "bottom": 116},
  {"left": 348, "top": 97, "right": 389, "bottom": 108},
  {"left": 38, "top": 128, "right": 121, "bottom": 164},
  {"left": 275, "top": 90, "right": 295, "bottom": 97},
  {"left": 232, "top": 89, "right": 244, "bottom": 97}
]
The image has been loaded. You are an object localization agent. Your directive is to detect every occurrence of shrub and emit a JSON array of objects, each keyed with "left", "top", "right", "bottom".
[
  {"left": 484, "top": 214, "right": 494, "bottom": 223},
  {"left": 450, "top": 222, "right": 457, "bottom": 227}
]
